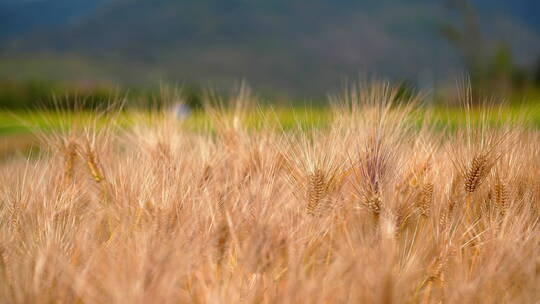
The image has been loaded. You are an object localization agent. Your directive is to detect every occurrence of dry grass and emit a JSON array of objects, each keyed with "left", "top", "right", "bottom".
[{"left": 1, "top": 83, "right": 540, "bottom": 303}]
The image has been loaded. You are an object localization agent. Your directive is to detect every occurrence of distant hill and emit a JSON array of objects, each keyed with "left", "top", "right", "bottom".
[
  {"left": 0, "top": 0, "right": 107, "bottom": 41},
  {"left": 1, "top": 0, "right": 539, "bottom": 96}
]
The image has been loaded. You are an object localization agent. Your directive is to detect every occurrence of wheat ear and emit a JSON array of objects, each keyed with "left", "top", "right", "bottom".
[
  {"left": 418, "top": 183, "right": 434, "bottom": 218},
  {"left": 307, "top": 169, "right": 327, "bottom": 215},
  {"left": 465, "top": 154, "right": 489, "bottom": 194},
  {"left": 85, "top": 144, "right": 104, "bottom": 183},
  {"left": 63, "top": 141, "right": 78, "bottom": 180},
  {"left": 494, "top": 179, "right": 508, "bottom": 216}
]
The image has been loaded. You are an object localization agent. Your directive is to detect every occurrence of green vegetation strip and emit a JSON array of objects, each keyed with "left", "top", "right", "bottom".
[{"left": 0, "top": 105, "right": 539, "bottom": 136}]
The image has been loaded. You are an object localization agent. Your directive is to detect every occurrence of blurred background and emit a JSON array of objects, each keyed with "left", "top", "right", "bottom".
[{"left": 0, "top": 0, "right": 539, "bottom": 109}]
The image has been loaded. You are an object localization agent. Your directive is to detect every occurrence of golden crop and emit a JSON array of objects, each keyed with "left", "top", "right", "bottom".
[{"left": 1, "top": 84, "right": 539, "bottom": 303}]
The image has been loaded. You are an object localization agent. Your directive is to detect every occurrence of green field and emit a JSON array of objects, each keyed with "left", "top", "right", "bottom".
[
  {"left": 0, "top": 104, "right": 539, "bottom": 159},
  {"left": 1, "top": 104, "right": 540, "bottom": 134}
]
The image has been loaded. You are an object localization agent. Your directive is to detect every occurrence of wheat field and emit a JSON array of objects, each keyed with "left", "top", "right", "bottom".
[{"left": 1, "top": 84, "right": 539, "bottom": 303}]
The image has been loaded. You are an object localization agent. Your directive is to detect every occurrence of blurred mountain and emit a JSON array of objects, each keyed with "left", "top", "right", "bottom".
[
  {"left": 1, "top": 0, "right": 539, "bottom": 95},
  {"left": 0, "top": 0, "right": 107, "bottom": 40}
]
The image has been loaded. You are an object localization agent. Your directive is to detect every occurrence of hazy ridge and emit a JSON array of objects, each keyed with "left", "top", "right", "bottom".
[{"left": 1, "top": 0, "right": 539, "bottom": 95}]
